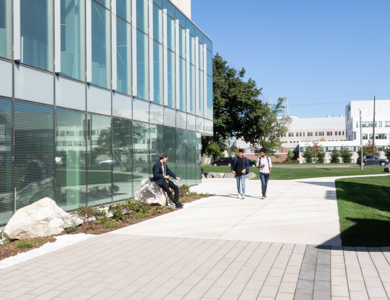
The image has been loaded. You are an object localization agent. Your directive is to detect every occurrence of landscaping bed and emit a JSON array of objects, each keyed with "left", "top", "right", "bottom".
[{"left": 0, "top": 185, "right": 210, "bottom": 261}]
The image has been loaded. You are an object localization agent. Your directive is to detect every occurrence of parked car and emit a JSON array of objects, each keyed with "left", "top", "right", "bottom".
[
  {"left": 248, "top": 159, "right": 257, "bottom": 167},
  {"left": 212, "top": 157, "right": 233, "bottom": 166},
  {"left": 357, "top": 155, "right": 389, "bottom": 166}
]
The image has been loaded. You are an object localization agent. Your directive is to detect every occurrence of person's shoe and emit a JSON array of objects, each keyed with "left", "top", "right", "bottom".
[
  {"left": 241, "top": 194, "right": 245, "bottom": 199},
  {"left": 237, "top": 194, "right": 242, "bottom": 199},
  {"left": 261, "top": 196, "right": 265, "bottom": 199},
  {"left": 175, "top": 202, "right": 183, "bottom": 208}
]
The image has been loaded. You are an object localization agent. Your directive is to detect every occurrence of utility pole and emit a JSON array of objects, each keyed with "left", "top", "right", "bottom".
[
  {"left": 372, "top": 95, "right": 376, "bottom": 156},
  {"left": 360, "top": 109, "right": 363, "bottom": 170}
]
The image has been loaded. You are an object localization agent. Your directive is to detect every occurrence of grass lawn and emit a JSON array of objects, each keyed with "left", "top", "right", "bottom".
[
  {"left": 336, "top": 176, "right": 390, "bottom": 246},
  {"left": 202, "top": 165, "right": 387, "bottom": 180}
]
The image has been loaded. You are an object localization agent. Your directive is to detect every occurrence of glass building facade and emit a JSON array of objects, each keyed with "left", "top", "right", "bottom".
[{"left": 0, "top": 0, "right": 213, "bottom": 225}]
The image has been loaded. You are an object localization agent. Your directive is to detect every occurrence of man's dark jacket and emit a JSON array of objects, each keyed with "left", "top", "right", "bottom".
[
  {"left": 153, "top": 161, "right": 177, "bottom": 186},
  {"left": 230, "top": 157, "right": 250, "bottom": 174}
]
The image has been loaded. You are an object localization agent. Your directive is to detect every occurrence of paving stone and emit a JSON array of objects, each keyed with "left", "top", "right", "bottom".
[
  {"left": 314, "top": 280, "right": 330, "bottom": 291},
  {"left": 313, "top": 290, "right": 331, "bottom": 300},
  {"left": 293, "top": 289, "right": 313, "bottom": 300},
  {"left": 349, "top": 291, "right": 369, "bottom": 300},
  {"left": 296, "top": 279, "right": 314, "bottom": 290}
]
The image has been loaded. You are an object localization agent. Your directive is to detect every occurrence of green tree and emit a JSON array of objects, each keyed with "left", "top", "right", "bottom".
[
  {"left": 303, "top": 148, "right": 314, "bottom": 164},
  {"left": 202, "top": 53, "right": 290, "bottom": 155},
  {"left": 317, "top": 151, "right": 325, "bottom": 164},
  {"left": 286, "top": 149, "right": 294, "bottom": 161},
  {"left": 384, "top": 146, "right": 390, "bottom": 160},
  {"left": 339, "top": 146, "right": 352, "bottom": 163},
  {"left": 331, "top": 150, "right": 340, "bottom": 163},
  {"left": 206, "top": 141, "right": 222, "bottom": 161}
]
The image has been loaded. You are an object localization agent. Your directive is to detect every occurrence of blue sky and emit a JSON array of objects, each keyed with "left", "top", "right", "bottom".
[{"left": 192, "top": 0, "right": 390, "bottom": 118}]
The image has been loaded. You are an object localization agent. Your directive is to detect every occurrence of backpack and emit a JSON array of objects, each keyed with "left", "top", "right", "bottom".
[{"left": 257, "top": 156, "right": 270, "bottom": 172}]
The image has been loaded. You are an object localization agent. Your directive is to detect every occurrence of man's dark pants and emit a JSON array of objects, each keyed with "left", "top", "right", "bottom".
[
  {"left": 161, "top": 179, "right": 179, "bottom": 204},
  {"left": 260, "top": 173, "right": 270, "bottom": 197}
]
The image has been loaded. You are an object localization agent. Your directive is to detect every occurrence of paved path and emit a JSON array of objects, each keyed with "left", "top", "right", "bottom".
[{"left": 1, "top": 177, "right": 390, "bottom": 299}]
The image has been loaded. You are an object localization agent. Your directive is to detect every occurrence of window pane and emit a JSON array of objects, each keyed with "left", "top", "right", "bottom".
[
  {"left": 189, "top": 64, "right": 195, "bottom": 114},
  {"left": 150, "top": 103, "right": 164, "bottom": 125},
  {"left": 163, "top": 0, "right": 174, "bottom": 17},
  {"left": 56, "top": 108, "right": 87, "bottom": 211},
  {"left": 163, "top": 127, "right": 176, "bottom": 174},
  {"left": 153, "top": 4, "right": 162, "bottom": 43},
  {"left": 87, "top": 114, "right": 112, "bottom": 206},
  {"left": 0, "top": 0, "right": 12, "bottom": 59},
  {"left": 175, "top": 9, "right": 185, "bottom": 28},
  {"left": 167, "top": 50, "right": 175, "bottom": 108},
  {"left": 136, "top": 0, "right": 148, "bottom": 33},
  {"left": 0, "top": 98, "right": 13, "bottom": 224},
  {"left": 153, "top": 41, "right": 163, "bottom": 104},
  {"left": 95, "top": 0, "right": 110, "bottom": 8},
  {"left": 153, "top": 0, "right": 162, "bottom": 7},
  {"left": 186, "top": 18, "right": 195, "bottom": 36},
  {"left": 60, "top": 0, "right": 85, "bottom": 81},
  {"left": 204, "top": 36, "right": 212, "bottom": 52},
  {"left": 167, "top": 16, "right": 175, "bottom": 51},
  {"left": 179, "top": 26, "right": 186, "bottom": 58},
  {"left": 137, "top": 30, "right": 149, "bottom": 100},
  {"left": 116, "top": 0, "right": 131, "bottom": 22},
  {"left": 15, "top": 101, "right": 54, "bottom": 210},
  {"left": 187, "top": 131, "right": 197, "bottom": 186},
  {"left": 21, "top": 0, "right": 53, "bottom": 71},
  {"left": 176, "top": 129, "right": 187, "bottom": 185},
  {"left": 207, "top": 75, "right": 213, "bottom": 119},
  {"left": 197, "top": 70, "right": 203, "bottom": 116},
  {"left": 150, "top": 124, "right": 163, "bottom": 165},
  {"left": 133, "top": 98, "right": 149, "bottom": 122},
  {"left": 207, "top": 50, "right": 212, "bottom": 76},
  {"left": 113, "top": 118, "right": 133, "bottom": 201},
  {"left": 133, "top": 122, "right": 149, "bottom": 189},
  {"left": 179, "top": 58, "right": 186, "bottom": 111},
  {"left": 92, "top": 2, "right": 111, "bottom": 89},
  {"left": 190, "top": 36, "right": 195, "bottom": 64},
  {"left": 117, "top": 17, "right": 131, "bottom": 95}
]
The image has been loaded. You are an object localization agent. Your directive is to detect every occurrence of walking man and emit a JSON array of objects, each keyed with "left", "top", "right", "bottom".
[
  {"left": 153, "top": 153, "right": 183, "bottom": 208},
  {"left": 256, "top": 148, "right": 272, "bottom": 199},
  {"left": 231, "top": 149, "right": 250, "bottom": 199}
]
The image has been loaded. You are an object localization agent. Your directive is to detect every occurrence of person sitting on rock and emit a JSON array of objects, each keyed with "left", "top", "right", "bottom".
[{"left": 152, "top": 153, "right": 183, "bottom": 208}]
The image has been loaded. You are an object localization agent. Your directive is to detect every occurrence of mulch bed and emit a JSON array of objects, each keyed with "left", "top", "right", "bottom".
[{"left": 0, "top": 193, "right": 211, "bottom": 262}]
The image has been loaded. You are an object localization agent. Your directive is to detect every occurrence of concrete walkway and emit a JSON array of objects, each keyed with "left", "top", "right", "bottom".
[{"left": 1, "top": 176, "right": 390, "bottom": 300}]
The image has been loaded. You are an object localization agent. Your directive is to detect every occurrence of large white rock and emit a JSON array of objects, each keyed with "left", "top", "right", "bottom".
[
  {"left": 134, "top": 178, "right": 170, "bottom": 206},
  {"left": 5, "top": 198, "right": 82, "bottom": 240}
]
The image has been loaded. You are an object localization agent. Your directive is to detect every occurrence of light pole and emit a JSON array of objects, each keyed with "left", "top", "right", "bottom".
[{"left": 359, "top": 109, "right": 363, "bottom": 170}]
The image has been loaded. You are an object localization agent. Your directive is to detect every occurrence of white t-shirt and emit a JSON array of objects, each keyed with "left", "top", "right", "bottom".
[{"left": 256, "top": 156, "right": 272, "bottom": 173}]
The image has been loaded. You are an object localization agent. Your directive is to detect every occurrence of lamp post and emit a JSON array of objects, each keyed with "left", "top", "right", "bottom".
[{"left": 359, "top": 109, "right": 363, "bottom": 170}]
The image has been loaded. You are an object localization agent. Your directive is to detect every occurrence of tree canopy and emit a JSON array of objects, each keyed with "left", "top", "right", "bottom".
[{"left": 202, "top": 53, "right": 290, "bottom": 156}]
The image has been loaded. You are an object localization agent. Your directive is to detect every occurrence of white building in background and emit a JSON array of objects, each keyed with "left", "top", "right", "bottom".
[{"left": 345, "top": 100, "right": 390, "bottom": 144}]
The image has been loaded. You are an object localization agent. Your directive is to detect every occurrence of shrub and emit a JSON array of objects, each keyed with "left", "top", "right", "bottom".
[
  {"left": 64, "top": 224, "right": 78, "bottom": 233},
  {"left": 331, "top": 150, "right": 340, "bottom": 163},
  {"left": 339, "top": 146, "right": 352, "bottom": 163},
  {"left": 102, "top": 219, "right": 117, "bottom": 229},
  {"left": 0, "top": 229, "right": 10, "bottom": 244},
  {"left": 317, "top": 151, "right": 326, "bottom": 164},
  {"left": 108, "top": 203, "right": 124, "bottom": 221},
  {"left": 16, "top": 240, "right": 43, "bottom": 249},
  {"left": 286, "top": 149, "right": 294, "bottom": 161},
  {"left": 76, "top": 205, "right": 95, "bottom": 223},
  {"left": 303, "top": 148, "right": 314, "bottom": 164}
]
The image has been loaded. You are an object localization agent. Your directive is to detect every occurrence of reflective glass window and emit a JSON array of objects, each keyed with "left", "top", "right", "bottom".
[
  {"left": 113, "top": 118, "right": 133, "bottom": 200},
  {"left": 153, "top": 0, "right": 162, "bottom": 7},
  {"left": 163, "top": 127, "right": 176, "bottom": 174},
  {"left": 196, "top": 117, "right": 204, "bottom": 132},
  {"left": 167, "top": 16, "right": 175, "bottom": 51},
  {"left": 133, "top": 122, "right": 149, "bottom": 189},
  {"left": 133, "top": 98, "right": 149, "bottom": 122},
  {"left": 15, "top": 101, "right": 54, "bottom": 210},
  {"left": 199, "top": 43, "right": 204, "bottom": 71},
  {"left": 205, "top": 36, "right": 212, "bottom": 52},
  {"left": 189, "top": 64, "right": 195, "bottom": 114},
  {"left": 190, "top": 36, "right": 195, "bottom": 65},
  {"left": 91, "top": 1, "right": 111, "bottom": 89},
  {"left": 153, "top": 41, "right": 163, "bottom": 104},
  {"left": 176, "top": 129, "right": 187, "bottom": 185},
  {"left": 207, "top": 50, "right": 212, "bottom": 76},
  {"left": 113, "top": 92, "right": 132, "bottom": 119},
  {"left": 179, "top": 58, "right": 186, "bottom": 111},
  {"left": 179, "top": 27, "right": 186, "bottom": 58},
  {"left": 175, "top": 9, "right": 185, "bottom": 28},
  {"left": 0, "top": 98, "right": 13, "bottom": 224},
  {"left": 187, "top": 131, "right": 197, "bottom": 186},
  {"left": 163, "top": 0, "right": 175, "bottom": 17},
  {"left": 60, "top": 0, "right": 85, "bottom": 81},
  {"left": 150, "top": 103, "right": 164, "bottom": 125},
  {"left": 87, "top": 114, "right": 112, "bottom": 206},
  {"left": 197, "top": 70, "right": 204, "bottom": 116},
  {"left": 20, "top": 0, "right": 54, "bottom": 71},
  {"left": 164, "top": 107, "right": 176, "bottom": 127},
  {"left": 186, "top": 18, "right": 195, "bottom": 36},
  {"left": 187, "top": 114, "right": 195, "bottom": 131},
  {"left": 137, "top": 30, "right": 149, "bottom": 100},
  {"left": 95, "top": 0, "right": 110, "bottom": 8},
  {"left": 150, "top": 124, "right": 163, "bottom": 165},
  {"left": 117, "top": 17, "right": 132, "bottom": 95},
  {"left": 195, "top": 27, "right": 203, "bottom": 44},
  {"left": 136, "top": 0, "right": 148, "bottom": 33},
  {"left": 117, "top": 0, "right": 131, "bottom": 22},
  {"left": 0, "top": 0, "right": 12, "bottom": 59},
  {"left": 207, "top": 75, "right": 213, "bottom": 119},
  {"left": 176, "top": 111, "right": 186, "bottom": 129},
  {"left": 153, "top": 4, "right": 162, "bottom": 43},
  {"left": 196, "top": 132, "right": 201, "bottom": 184},
  {"left": 167, "top": 50, "right": 176, "bottom": 108},
  {"left": 56, "top": 109, "right": 87, "bottom": 211}
]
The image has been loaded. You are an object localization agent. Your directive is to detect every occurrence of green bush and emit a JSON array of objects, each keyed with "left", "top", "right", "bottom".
[
  {"left": 317, "top": 151, "right": 326, "bottom": 164},
  {"left": 339, "top": 146, "right": 352, "bottom": 163},
  {"left": 109, "top": 203, "right": 124, "bottom": 221},
  {"left": 64, "top": 224, "right": 78, "bottom": 233},
  {"left": 102, "top": 219, "right": 117, "bottom": 229},
  {"left": 0, "top": 229, "right": 10, "bottom": 244},
  {"left": 303, "top": 148, "right": 314, "bottom": 164},
  {"left": 16, "top": 240, "right": 43, "bottom": 249},
  {"left": 331, "top": 150, "right": 340, "bottom": 163}
]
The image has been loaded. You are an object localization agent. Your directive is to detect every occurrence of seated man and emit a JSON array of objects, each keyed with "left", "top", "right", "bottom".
[{"left": 153, "top": 153, "right": 183, "bottom": 208}]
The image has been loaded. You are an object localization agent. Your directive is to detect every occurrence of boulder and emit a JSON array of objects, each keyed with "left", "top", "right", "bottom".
[
  {"left": 201, "top": 173, "right": 206, "bottom": 179},
  {"left": 134, "top": 178, "right": 170, "bottom": 206},
  {"left": 5, "top": 197, "right": 82, "bottom": 240},
  {"left": 206, "top": 172, "right": 216, "bottom": 178},
  {"left": 214, "top": 173, "right": 224, "bottom": 178},
  {"left": 224, "top": 173, "right": 235, "bottom": 178},
  {"left": 385, "top": 167, "right": 390, "bottom": 173},
  {"left": 247, "top": 172, "right": 257, "bottom": 179}
]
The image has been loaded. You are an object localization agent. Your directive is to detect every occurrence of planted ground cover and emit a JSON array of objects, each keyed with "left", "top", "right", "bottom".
[
  {"left": 336, "top": 176, "right": 390, "bottom": 246},
  {"left": 0, "top": 185, "right": 210, "bottom": 261},
  {"left": 202, "top": 165, "right": 386, "bottom": 180}
]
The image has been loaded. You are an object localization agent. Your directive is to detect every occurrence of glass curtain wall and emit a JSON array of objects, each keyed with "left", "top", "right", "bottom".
[
  {"left": 187, "top": 131, "right": 197, "bottom": 186},
  {"left": 133, "top": 121, "right": 149, "bottom": 189},
  {"left": 113, "top": 118, "right": 133, "bottom": 200},
  {"left": 0, "top": 98, "right": 13, "bottom": 224},
  {"left": 136, "top": 0, "right": 148, "bottom": 33},
  {"left": 153, "top": 41, "right": 163, "bottom": 104},
  {"left": 163, "top": 127, "right": 176, "bottom": 174},
  {"left": 0, "top": 0, "right": 12, "bottom": 59},
  {"left": 179, "top": 58, "right": 186, "bottom": 111},
  {"left": 15, "top": 101, "right": 54, "bottom": 210},
  {"left": 167, "top": 50, "right": 175, "bottom": 108},
  {"left": 87, "top": 114, "right": 112, "bottom": 206},
  {"left": 137, "top": 31, "right": 149, "bottom": 100},
  {"left": 150, "top": 125, "right": 163, "bottom": 165},
  {"left": 196, "top": 133, "right": 201, "bottom": 184},
  {"left": 91, "top": 1, "right": 111, "bottom": 89},
  {"left": 207, "top": 76, "right": 213, "bottom": 119},
  {"left": 117, "top": 17, "right": 131, "bottom": 95},
  {"left": 20, "top": 0, "right": 53, "bottom": 71},
  {"left": 117, "top": 0, "right": 131, "bottom": 22},
  {"left": 176, "top": 129, "right": 187, "bottom": 185},
  {"left": 60, "top": 0, "right": 85, "bottom": 81},
  {"left": 56, "top": 108, "right": 87, "bottom": 211}
]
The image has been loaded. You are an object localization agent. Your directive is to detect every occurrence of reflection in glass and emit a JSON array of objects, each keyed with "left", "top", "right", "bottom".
[
  {"left": 163, "top": 0, "right": 175, "bottom": 17},
  {"left": 137, "top": 30, "right": 149, "bottom": 100},
  {"left": 20, "top": 0, "right": 53, "bottom": 71},
  {"left": 197, "top": 70, "right": 204, "bottom": 116},
  {"left": 117, "top": 0, "right": 131, "bottom": 22},
  {"left": 196, "top": 132, "right": 201, "bottom": 184},
  {"left": 163, "top": 127, "right": 176, "bottom": 174},
  {"left": 136, "top": 0, "right": 148, "bottom": 33},
  {"left": 15, "top": 101, "right": 54, "bottom": 210},
  {"left": 113, "top": 118, "right": 133, "bottom": 201},
  {"left": 117, "top": 17, "right": 131, "bottom": 95},
  {"left": 153, "top": 4, "right": 162, "bottom": 43},
  {"left": 0, "top": 99, "right": 13, "bottom": 224},
  {"left": 189, "top": 64, "right": 195, "bottom": 114},
  {"left": 153, "top": 41, "right": 163, "bottom": 104},
  {"left": 175, "top": 9, "right": 186, "bottom": 28},
  {"left": 207, "top": 50, "right": 213, "bottom": 76},
  {"left": 179, "top": 58, "right": 186, "bottom": 111},
  {"left": 167, "top": 50, "right": 175, "bottom": 108},
  {"left": 190, "top": 36, "right": 195, "bottom": 65},
  {"left": 87, "top": 114, "right": 112, "bottom": 206},
  {"left": 150, "top": 103, "right": 164, "bottom": 125},
  {"left": 133, "top": 122, "right": 149, "bottom": 190},
  {"left": 60, "top": 0, "right": 85, "bottom": 81},
  {"left": 167, "top": 16, "right": 175, "bottom": 51},
  {"left": 56, "top": 109, "right": 86, "bottom": 211},
  {"left": 92, "top": 1, "right": 111, "bottom": 89},
  {"left": 0, "top": 0, "right": 12, "bottom": 59},
  {"left": 187, "top": 131, "right": 197, "bottom": 186},
  {"left": 95, "top": 0, "right": 109, "bottom": 8},
  {"left": 150, "top": 125, "right": 163, "bottom": 165},
  {"left": 207, "top": 75, "right": 213, "bottom": 119},
  {"left": 179, "top": 27, "right": 186, "bottom": 58},
  {"left": 176, "top": 129, "right": 187, "bottom": 185},
  {"left": 133, "top": 98, "right": 149, "bottom": 122}
]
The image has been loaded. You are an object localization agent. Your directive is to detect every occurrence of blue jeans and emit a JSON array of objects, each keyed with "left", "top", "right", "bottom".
[
  {"left": 236, "top": 174, "right": 246, "bottom": 195},
  {"left": 260, "top": 173, "right": 270, "bottom": 196}
]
